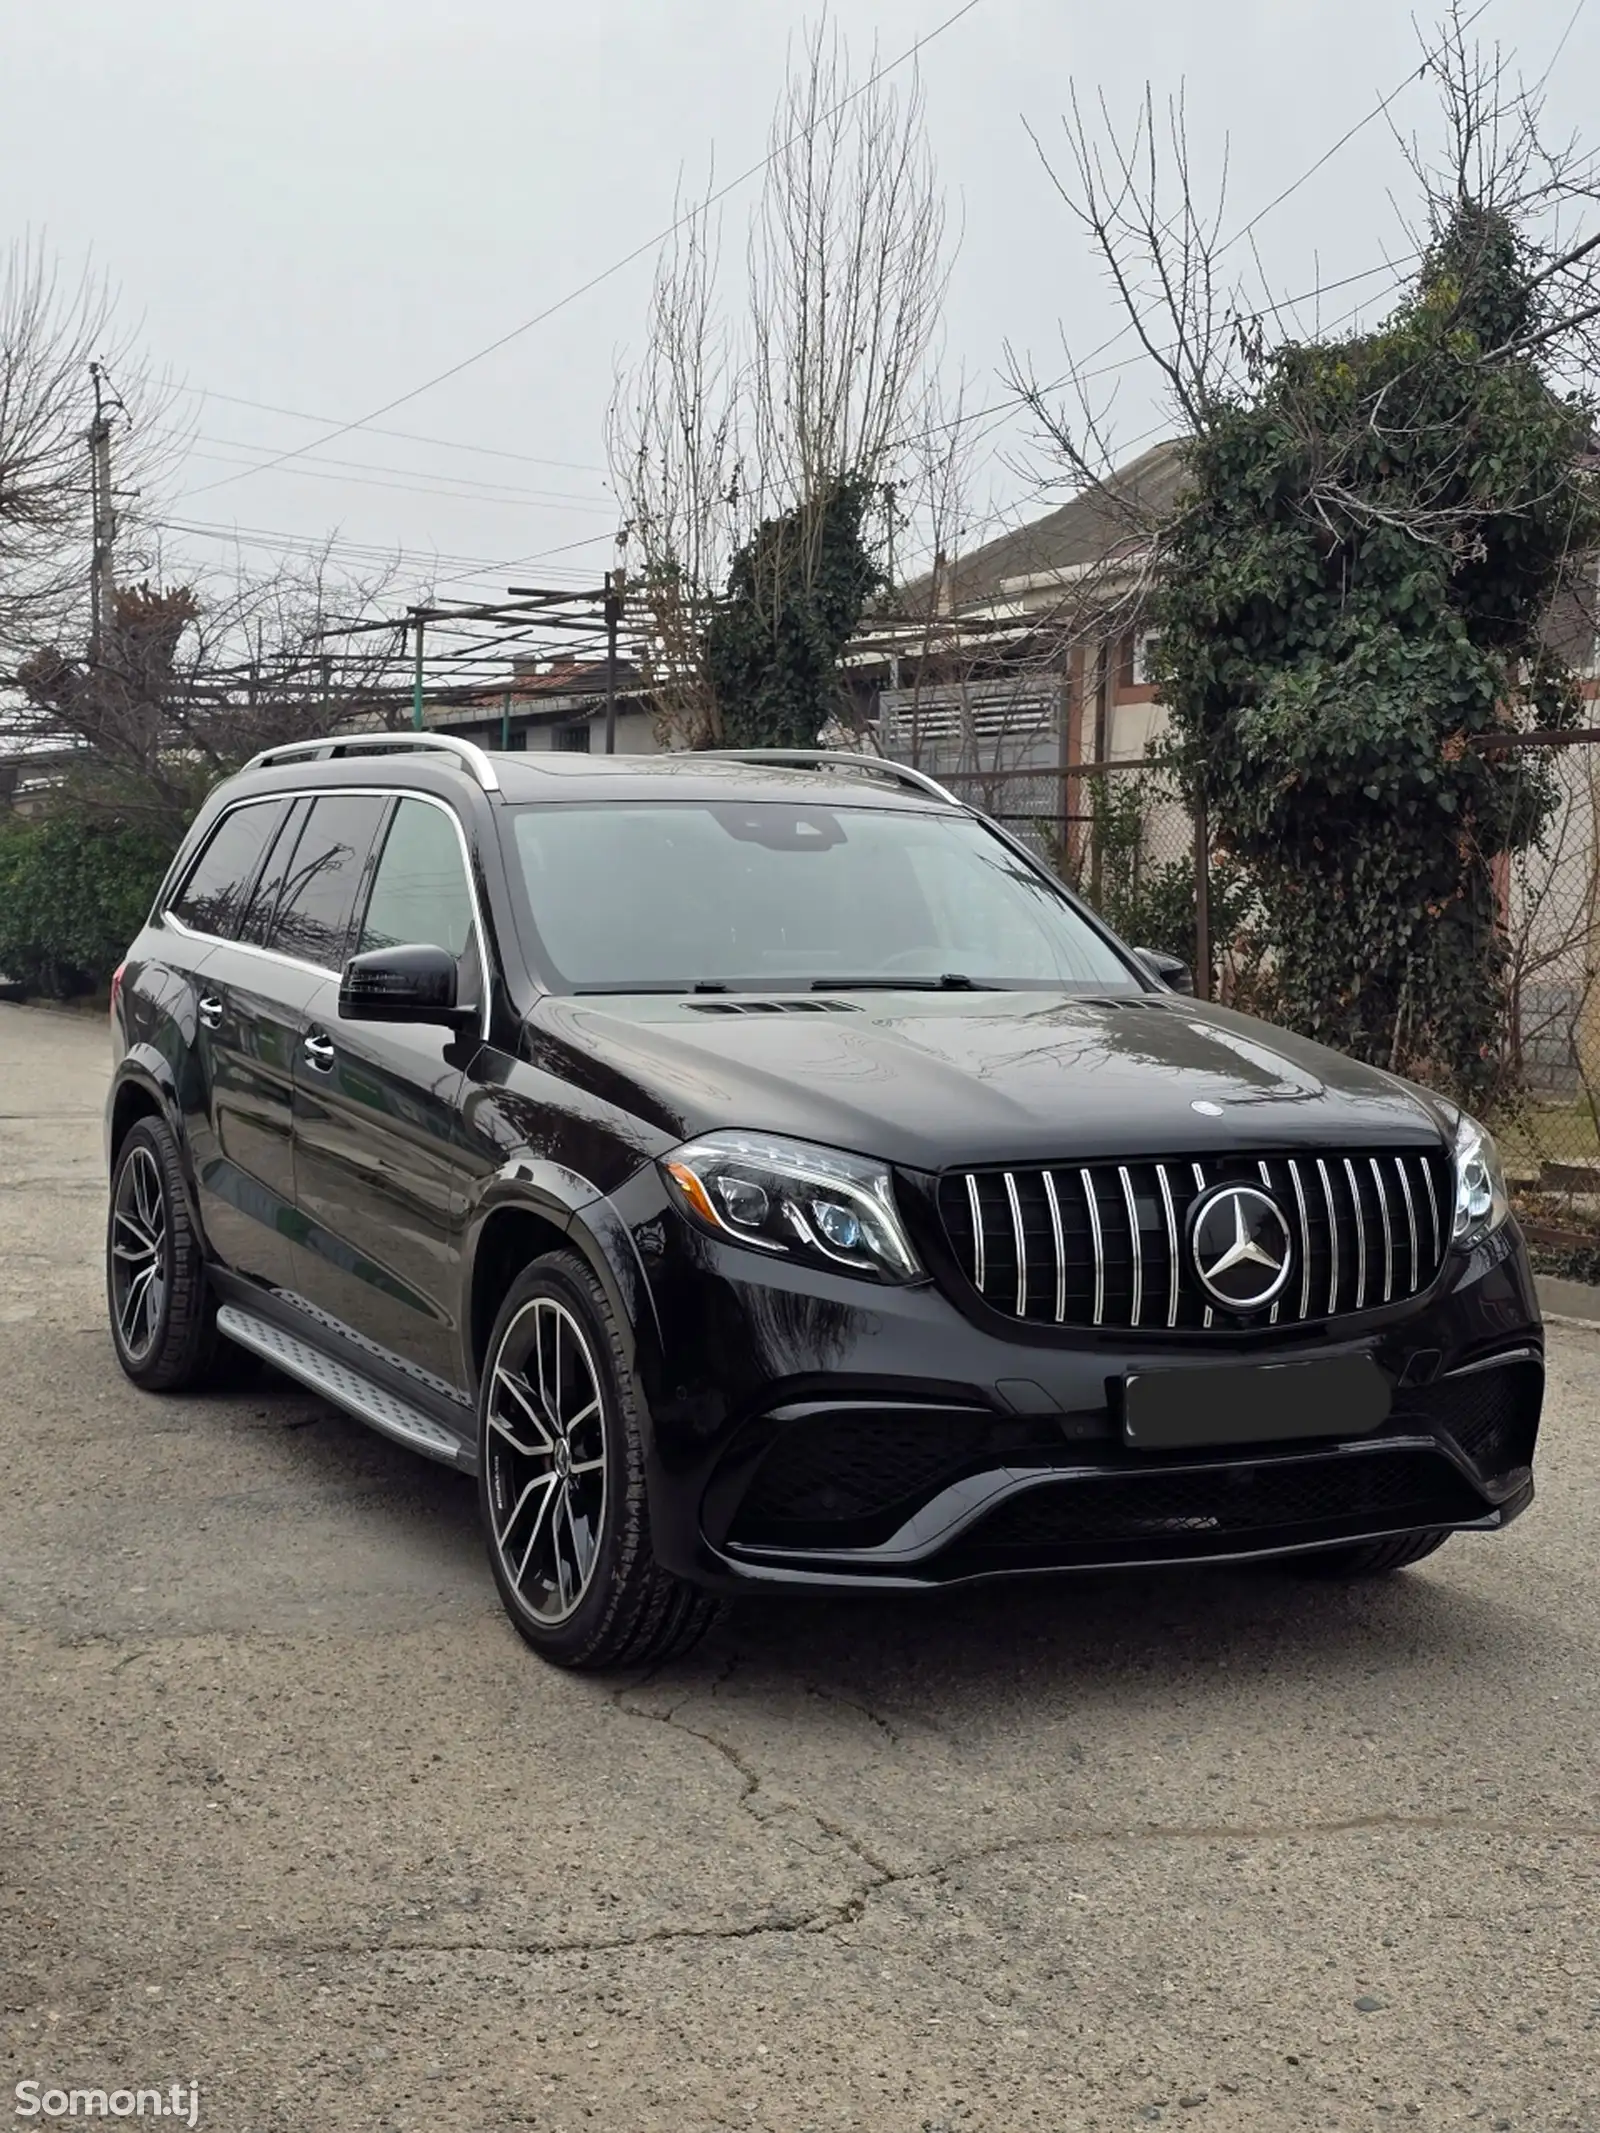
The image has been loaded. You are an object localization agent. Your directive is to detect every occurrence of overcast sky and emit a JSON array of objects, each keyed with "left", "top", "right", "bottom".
[{"left": 9, "top": 0, "right": 1597, "bottom": 625}]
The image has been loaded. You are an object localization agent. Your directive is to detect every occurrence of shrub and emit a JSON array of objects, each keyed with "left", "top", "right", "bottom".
[{"left": 0, "top": 811, "right": 178, "bottom": 997}]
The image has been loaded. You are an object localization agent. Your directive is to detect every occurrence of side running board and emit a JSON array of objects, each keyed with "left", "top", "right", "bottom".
[{"left": 215, "top": 1305, "right": 474, "bottom": 1472}]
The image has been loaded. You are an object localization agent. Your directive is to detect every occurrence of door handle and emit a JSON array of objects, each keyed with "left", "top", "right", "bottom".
[
  {"left": 197, "top": 994, "right": 223, "bottom": 1030},
  {"left": 302, "top": 1031, "right": 336, "bottom": 1072}
]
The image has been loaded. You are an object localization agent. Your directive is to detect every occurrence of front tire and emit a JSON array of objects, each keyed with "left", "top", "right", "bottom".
[
  {"left": 477, "top": 1250, "right": 719, "bottom": 1671},
  {"left": 1287, "top": 1528, "right": 1453, "bottom": 1579},
  {"left": 106, "top": 1116, "right": 220, "bottom": 1391}
]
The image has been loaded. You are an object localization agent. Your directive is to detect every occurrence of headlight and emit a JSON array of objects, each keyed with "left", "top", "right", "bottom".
[
  {"left": 1451, "top": 1111, "right": 1510, "bottom": 1248},
  {"left": 661, "top": 1131, "right": 923, "bottom": 1284}
]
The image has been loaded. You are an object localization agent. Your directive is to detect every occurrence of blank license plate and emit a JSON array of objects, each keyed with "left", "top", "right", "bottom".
[{"left": 1122, "top": 1356, "right": 1391, "bottom": 1450}]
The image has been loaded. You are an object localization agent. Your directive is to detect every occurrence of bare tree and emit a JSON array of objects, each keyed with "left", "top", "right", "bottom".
[
  {"left": 607, "top": 185, "right": 741, "bottom": 746},
  {"left": 14, "top": 540, "right": 414, "bottom": 834},
  {"left": 0, "top": 237, "right": 183, "bottom": 662},
  {"left": 749, "top": 22, "right": 947, "bottom": 517},
  {"left": 610, "top": 21, "right": 950, "bottom": 745}
]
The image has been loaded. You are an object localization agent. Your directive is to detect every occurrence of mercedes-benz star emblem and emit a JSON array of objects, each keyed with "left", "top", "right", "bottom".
[{"left": 1188, "top": 1184, "right": 1293, "bottom": 1312}]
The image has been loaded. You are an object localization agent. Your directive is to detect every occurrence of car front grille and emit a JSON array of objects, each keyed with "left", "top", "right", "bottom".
[{"left": 937, "top": 1149, "right": 1452, "bottom": 1332}]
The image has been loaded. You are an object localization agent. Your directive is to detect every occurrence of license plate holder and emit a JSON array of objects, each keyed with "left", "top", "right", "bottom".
[{"left": 1121, "top": 1355, "right": 1391, "bottom": 1450}]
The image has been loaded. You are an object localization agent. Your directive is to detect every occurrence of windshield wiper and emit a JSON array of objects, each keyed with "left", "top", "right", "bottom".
[{"left": 810, "top": 973, "right": 1004, "bottom": 992}]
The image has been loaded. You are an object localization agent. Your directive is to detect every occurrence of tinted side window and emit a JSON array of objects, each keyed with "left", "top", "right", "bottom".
[
  {"left": 358, "top": 798, "right": 475, "bottom": 958},
  {"left": 265, "top": 796, "right": 388, "bottom": 969},
  {"left": 170, "top": 800, "right": 287, "bottom": 940},
  {"left": 238, "top": 798, "right": 310, "bottom": 947}
]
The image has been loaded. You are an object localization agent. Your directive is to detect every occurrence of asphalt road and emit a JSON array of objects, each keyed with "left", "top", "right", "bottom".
[{"left": 1, "top": 1000, "right": 1596, "bottom": 2133}]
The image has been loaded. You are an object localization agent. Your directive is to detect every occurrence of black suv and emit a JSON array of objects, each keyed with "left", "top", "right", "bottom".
[{"left": 106, "top": 734, "right": 1542, "bottom": 1668}]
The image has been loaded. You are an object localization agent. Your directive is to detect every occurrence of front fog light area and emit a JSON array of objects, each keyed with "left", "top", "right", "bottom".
[{"left": 662, "top": 1131, "right": 923, "bottom": 1283}]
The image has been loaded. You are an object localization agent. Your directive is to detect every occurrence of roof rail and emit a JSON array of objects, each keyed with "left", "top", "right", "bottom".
[
  {"left": 241, "top": 730, "right": 501, "bottom": 794},
  {"left": 697, "top": 749, "right": 962, "bottom": 807}
]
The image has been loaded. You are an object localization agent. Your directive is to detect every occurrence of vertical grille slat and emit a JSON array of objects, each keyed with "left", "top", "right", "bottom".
[
  {"left": 1258, "top": 1160, "right": 1281, "bottom": 1325},
  {"left": 1421, "top": 1154, "right": 1443, "bottom": 1267},
  {"left": 1370, "top": 1156, "right": 1395, "bottom": 1303},
  {"left": 1156, "top": 1164, "right": 1180, "bottom": 1328},
  {"left": 1003, "top": 1171, "right": 1028, "bottom": 1319},
  {"left": 1343, "top": 1158, "right": 1368, "bottom": 1312},
  {"left": 939, "top": 1145, "right": 1450, "bottom": 1335},
  {"left": 1119, "top": 1166, "right": 1143, "bottom": 1329},
  {"left": 965, "top": 1173, "right": 987, "bottom": 1298},
  {"left": 1287, "top": 1157, "right": 1314, "bottom": 1322},
  {"left": 1041, "top": 1169, "right": 1067, "bottom": 1324},
  {"left": 1191, "top": 1162, "right": 1214, "bottom": 1329},
  {"left": 1395, "top": 1154, "right": 1420, "bottom": 1295},
  {"left": 1080, "top": 1169, "right": 1106, "bottom": 1328}
]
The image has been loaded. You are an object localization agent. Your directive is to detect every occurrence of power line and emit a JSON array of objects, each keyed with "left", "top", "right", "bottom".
[
  {"left": 1219, "top": 0, "right": 1498, "bottom": 257},
  {"left": 180, "top": 0, "right": 989, "bottom": 504},
  {"left": 164, "top": 383, "right": 609, "bottom": 474},
  {"left": 153, "top": 515, "right": 615, "bottom": 580},
  {"left": 176, "top": 432, "right": 611, "bottom": 506},
  {"left": 175, "top": 445, "right": 615, "bottom": 516}
]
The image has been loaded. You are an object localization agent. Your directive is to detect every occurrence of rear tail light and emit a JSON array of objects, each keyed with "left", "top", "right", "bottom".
[{"left": 110, "top": 962, "right": 126, "bottom": 1021}]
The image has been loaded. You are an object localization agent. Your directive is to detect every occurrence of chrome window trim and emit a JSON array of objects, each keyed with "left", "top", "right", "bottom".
[{"left": 161, "top": 784, "right": 493, "bottom": 1043}]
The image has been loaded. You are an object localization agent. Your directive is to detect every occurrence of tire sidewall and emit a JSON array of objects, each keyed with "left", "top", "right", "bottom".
[
  {"left": 476, "top": 1251, "right": 646, "bottom": 1666},
  {"left": 107, "top": 1119, "right": 176, "bottom": 1382}
]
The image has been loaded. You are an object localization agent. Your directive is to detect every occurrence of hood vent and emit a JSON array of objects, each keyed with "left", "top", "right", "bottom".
[
  {"left": 687, "top": 997, "right": 861, "bottom": 1016},
  {"left": 1077, "top": 995, "right": 1182, "bottom": 1013}
]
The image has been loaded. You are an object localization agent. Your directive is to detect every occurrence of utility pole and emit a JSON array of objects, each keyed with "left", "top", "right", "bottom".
[
  {"left": 411, "top": 609, "right": 426, "bottom": 731},
  {"left": 603, "top": 571, "right": 622, "bottom": 755},
  {"left": 87, "top": 362, "right": 121, "bottom": 664}
]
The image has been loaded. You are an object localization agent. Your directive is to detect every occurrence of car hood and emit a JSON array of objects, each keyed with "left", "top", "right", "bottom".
[{"left": 525, "top": 990, "right": 1453, "bottom": 1171}]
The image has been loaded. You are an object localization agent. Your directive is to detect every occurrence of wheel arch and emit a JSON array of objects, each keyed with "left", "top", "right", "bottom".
[
  {"left": 107, "top": 1054, "right": 204, "bottom": 1235},
  {"left": 465, "top": 1171, "right": 663, "bottom": 1398}
]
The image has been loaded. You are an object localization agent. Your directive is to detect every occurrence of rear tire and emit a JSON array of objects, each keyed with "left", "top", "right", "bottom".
[
  {"left": 1287, "top": 1528, "right": 1453, "bottom": 1579},
  {"left": 477, "top": 1250, "right": 720, "bottom": 1671},
  {"left": 106, "top": 1116, "right": 220, "bottom": 1391}
]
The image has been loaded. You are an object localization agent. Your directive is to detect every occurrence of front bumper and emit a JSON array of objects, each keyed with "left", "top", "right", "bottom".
[{"left": 613, "top": 1177, "right": 1542, "bottom": 1594}]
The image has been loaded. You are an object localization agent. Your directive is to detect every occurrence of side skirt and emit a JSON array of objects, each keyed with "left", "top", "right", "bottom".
[{"left": 215, "top": 1303, "right": 477, "bottom": 1473}]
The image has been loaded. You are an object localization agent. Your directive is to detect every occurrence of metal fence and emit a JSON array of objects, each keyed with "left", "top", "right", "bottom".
[{"left": 936, "top": 745, "right": 1600, "bottom": 1256}]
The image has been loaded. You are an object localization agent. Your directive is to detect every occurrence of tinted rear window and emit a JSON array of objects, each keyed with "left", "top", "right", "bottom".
[
  {"left": 170, "top": 800, "right": 287, "bottom": 940},
  {"left": 265, "top": 795, "right": 388, "bottom": 969}
]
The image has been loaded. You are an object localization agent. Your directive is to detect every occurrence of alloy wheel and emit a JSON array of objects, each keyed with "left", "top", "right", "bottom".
[
  {"left": 111, "top": 1144, "right": 169, "bottom": 1363},
  {"left": 484, "top": 1297, "right": 609, "bottom": 1625}
]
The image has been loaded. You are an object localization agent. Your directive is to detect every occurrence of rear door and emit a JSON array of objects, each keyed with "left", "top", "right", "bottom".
[
  {"left": 165, "top": 795, "right": 299, "bottom": 1287},
  {"left": 288, "top": 793, "right": 481, "bottom": 1393}
]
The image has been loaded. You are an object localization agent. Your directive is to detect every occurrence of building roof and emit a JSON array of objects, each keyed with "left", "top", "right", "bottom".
[{"left": 902, "top": 439, "right": 1189, "bottom": 616}]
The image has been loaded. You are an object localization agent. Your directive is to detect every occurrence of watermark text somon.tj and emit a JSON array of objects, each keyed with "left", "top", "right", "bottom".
[{"left": 14, "top": 2084, "right": 200, "bottom": 2125}]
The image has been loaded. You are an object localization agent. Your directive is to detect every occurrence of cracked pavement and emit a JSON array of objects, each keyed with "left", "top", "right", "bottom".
[{"left": 1, "top": 1001, "right": 1597, "bottom": 2132}]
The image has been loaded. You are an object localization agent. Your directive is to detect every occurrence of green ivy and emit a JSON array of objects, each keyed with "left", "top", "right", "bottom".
[
  {"left": 707, "top": 477, "right": 885, "bottom": 748},
  {"left": 1153, "top": 203, "right": 1600, "bottom": 1101},
  {"left": 0, "top": 811, "right": 178, "bottom": 997}
]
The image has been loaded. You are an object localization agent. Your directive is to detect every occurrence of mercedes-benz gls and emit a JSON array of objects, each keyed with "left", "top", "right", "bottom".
[{"left": 105, "top": 735, "right": 1541, "bottom": 1668}]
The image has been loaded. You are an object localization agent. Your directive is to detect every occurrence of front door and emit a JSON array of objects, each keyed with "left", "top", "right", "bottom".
[{"left": 289, "top": 794, "right": 482, "bottom": 1394}]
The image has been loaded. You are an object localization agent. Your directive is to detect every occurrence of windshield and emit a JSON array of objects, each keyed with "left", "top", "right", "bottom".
[{"left": 507, "top": 800, "right": 1137, "bottom": 992}]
